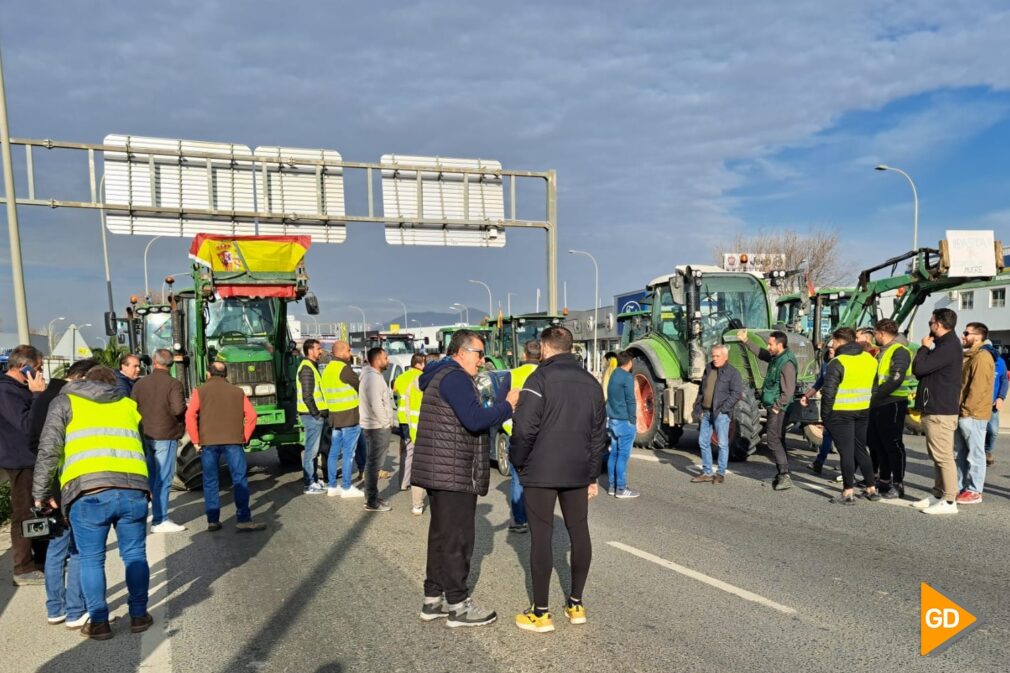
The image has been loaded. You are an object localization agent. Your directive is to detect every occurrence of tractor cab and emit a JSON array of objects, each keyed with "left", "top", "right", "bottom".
[
  {"left": 775, "top": 288, "right": 855, "bottom": 349},
  {"left": 437, "top": 325, "right": 494, "bottom": 355},
  {"left": 487, "top": 314, "right": 563, "bottom": 370}
]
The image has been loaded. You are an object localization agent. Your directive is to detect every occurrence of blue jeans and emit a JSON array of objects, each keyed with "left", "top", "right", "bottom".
[
  {"left": 44, "top": 525, "right": 85, "bottom": 620},
  {"left": 955, "top": 417, "right": 988, "bottom": 494},
  {"left": 509, "top": 461, "right": 526, "bottom": 525},
  {"left": 144, "top": 438, "right": 178, "bottom": 525},
  {"left": 607, "top": 419, "right": 636, "bottom": 490},
  {"left": 985, "top": 409, "right": 999, "bottom": 455},
  {"left": 68, "top": 489, "right": 149, "bottom": 623},
  {"left": 815, "top": 427, "right": 834, "bottom": 464},
  {"left": 201, "top": 444, "right": 252, "bottom": 523},
  {"left": 698, "top": 411, "right": 731, "bottom": 476},
  {"left": 328, "top": 425, "right": 362, "bottom": 489},
  {"left": 300, "top": 414, "right": 325, "bottom": 486}
]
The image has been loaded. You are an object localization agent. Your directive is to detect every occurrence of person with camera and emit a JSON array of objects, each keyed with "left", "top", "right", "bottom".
[
  {"left": 29, "top": 358, "right": 98, "bottom": 628},
  {"left": 1, "top": 344, "right": 48, "bottom": 586},
  {"left": 32, "top": 365, "right": 152, "bottom": 640}
]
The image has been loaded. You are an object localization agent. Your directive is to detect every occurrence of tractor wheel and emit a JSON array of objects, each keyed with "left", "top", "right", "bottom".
[
  {"left": 632, "top": 359, "right": 669, "bottom": 449},
  {"left": 277, "top": 444, "right": 303, "bottom": 468},
  {"left": 904, "top": 409, "right": 925, "bottom": 436},
  {"left": 803, "top": 423, "right": 824, "bottom": 451},
  {"left": 172, "top": 439, "right": 204, "bottom": 491},
  {"left": 729, "top": 394, "right": 762, "bottom": 461},
  {"left": 494, "top": 430, "right": 511, "bottom": 477}
]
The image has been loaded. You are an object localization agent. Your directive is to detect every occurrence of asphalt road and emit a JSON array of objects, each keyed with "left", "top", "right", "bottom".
[{"left": 3, "top": 429, "right": 1010, "bottom": 673}]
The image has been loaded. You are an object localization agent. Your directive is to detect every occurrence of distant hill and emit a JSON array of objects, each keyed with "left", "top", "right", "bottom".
[{"left": 380, "top": 307, "right": 483, "bottom": 330}]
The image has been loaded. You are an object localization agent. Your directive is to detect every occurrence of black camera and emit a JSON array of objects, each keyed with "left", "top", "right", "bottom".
[{"left": 21, "top": 507, "right": 64, "bottom": 540}]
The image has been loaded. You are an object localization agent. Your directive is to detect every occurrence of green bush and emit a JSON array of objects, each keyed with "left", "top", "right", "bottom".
[{"left": 0, "top": 479, "right": 11, "bottom": 526}]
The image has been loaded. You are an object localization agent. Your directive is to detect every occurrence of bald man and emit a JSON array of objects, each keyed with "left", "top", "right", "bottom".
[{"left": 321, "top": 341, "right": 364, "bottom": 497}]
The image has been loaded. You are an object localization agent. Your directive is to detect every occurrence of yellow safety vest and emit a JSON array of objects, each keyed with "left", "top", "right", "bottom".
[
  {"left": 877, "top": 342, "right": 913, "bottom": 400},
  {"left": 502, "top": 362, "right": 538, "bottom": 435},
  {"left": 832, "top": 352, "right": 878, "bottom": 412},
  {"left": 321, "top": 360, "right": 358, "bottom": 412},
  {"left": 393, "top": 368, "right": 422, "bottom": 425},
  {"left": 60, "top": 395, "right": 146, "bottom": 487},
  {"left": 407, "top": 377, "right": 424, "bottom": 443},
  {"left": 296, "top": 359, "right": 325, "bottom": 414}
]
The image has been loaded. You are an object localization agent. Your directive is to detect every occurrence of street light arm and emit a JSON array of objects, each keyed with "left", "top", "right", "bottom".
[
  {"left": 468, "top": 280, "right": 493, "bottom": 319},
  {"left": 874, "top": 165, "right": 919, "bottom": 250}
]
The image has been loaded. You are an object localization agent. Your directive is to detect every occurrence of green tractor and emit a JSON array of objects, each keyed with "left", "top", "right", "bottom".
[
  {"left": 436, "top": 325, "right": 494, "bottom": 356},
  {"left": 625, "top": 266, "right": 819, "bottom": 459},
  {"left": 484, "top": 314, "right": 564, "bottom": 370},
  {"left": 125, "top": 235, "right": 319, "bottom": 489},
  {"left": 775, "top": 287, "right": 858, "bottom": 350}
]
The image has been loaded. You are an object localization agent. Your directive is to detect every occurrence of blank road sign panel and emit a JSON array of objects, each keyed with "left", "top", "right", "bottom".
[
  {"left": 103, "top": 134, "right": 257, "bottom": 237},
  {"left": 380, "top": 154, "right": 506, "bottom": 247},
  {"left": 253, "top": 146, "right": 347, "bottom": 244}
]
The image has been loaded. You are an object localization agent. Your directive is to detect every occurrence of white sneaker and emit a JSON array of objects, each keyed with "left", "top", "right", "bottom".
[
  {"left": 922, "top": 500, "right": 958, "bottom": 515},
  {"left": 912, "top": 495, "right": 940, "bottom": 510},
  {"left": 341, "top": 485, "right": 365, "bottom": 499},
  {"left": 66, "top": 614, "right": 89, "bottom": 630},
  {"left": 47, "top": 614, "right": 66, "bottom": 625},
  {"left": 412, "top": 506, "right": 424, "bottom": 516},
  {"left": 326, "top": 486, "right": 341, "bottom": 497},
  {"left": 151, "top": 520, "right": 186, "bottom": 533}
]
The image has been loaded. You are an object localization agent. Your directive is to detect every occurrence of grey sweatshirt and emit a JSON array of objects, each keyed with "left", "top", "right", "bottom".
[{"left": 358, "top": 365, "right": 394, "bottom": 430}]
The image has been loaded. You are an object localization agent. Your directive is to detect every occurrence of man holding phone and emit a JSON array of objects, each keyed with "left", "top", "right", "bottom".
[{"left": 0, "top": 344, "right": 48, "bottom": 586}]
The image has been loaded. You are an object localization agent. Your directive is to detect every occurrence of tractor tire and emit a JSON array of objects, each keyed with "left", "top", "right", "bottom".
[
  {"left": 172, "top": 440, "right": 204, "bottom": 491},
  {"left": 277, "top": 444, "right": 303, "bottom": 468},
  {"left": 632, "top": 359, "right": 670, "bottom": 449},
  {"left": 494, "top": 431, "right": 511, "bottom": 477},
  {"left": 904, "top": 408, "right": 925, "bottom": 436},
  {"left": 729, "top": 394, "right": 762, "bottom": 461}
]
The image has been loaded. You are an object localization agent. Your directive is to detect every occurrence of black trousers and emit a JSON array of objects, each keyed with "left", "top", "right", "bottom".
[
  {"left": 362, "top": 428, "right": 389, "bottom": 506},
  {"left": 764, "top": 407, "right": 789, "bottom": 473},
  {"left": 424, "top": 490, "right": 477, "bottom": 604},
  {"left": 869, "top": 401, "right": 907, "bottom": 484},
  {"left": 2, "top": 468, "right": 42, "bottom": 575},
  {"left": 524, "top": 486, "right": 592, "bottom": 608},
  {"left": 826, "top": 413, "right": 873, "bottom": 490}
]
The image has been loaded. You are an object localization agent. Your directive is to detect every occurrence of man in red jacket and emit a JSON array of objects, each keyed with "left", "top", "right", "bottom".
[{"left": 185, "top": 362, "right": 265, "bottom": 532}]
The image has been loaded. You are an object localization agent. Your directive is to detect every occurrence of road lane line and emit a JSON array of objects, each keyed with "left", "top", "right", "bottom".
[
  {"left": 140, "top": 530, "right": 172, "bottom": 672},
  {"left": 607, "top": 541, "right": 798, "bottom": 615}
]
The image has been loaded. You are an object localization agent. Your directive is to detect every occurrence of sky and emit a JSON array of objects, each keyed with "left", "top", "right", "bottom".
[{"left": 1, "top": 1, "right": 1010, "bottom": 337}]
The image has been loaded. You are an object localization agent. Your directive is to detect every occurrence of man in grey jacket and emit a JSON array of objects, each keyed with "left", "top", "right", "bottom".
[
  {"left": 359, "top": 347, "right": 394, "bottom": 512},
  {"left": 692, "top": 345, "right": 744, "bottom": 484}
]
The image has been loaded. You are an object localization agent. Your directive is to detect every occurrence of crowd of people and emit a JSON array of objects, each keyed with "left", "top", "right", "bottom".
[
  {"left": 1, "top": 347, "right": 268, "bottom": 640},
  {"left": 2, "top": 304, "right": 1007, "bottom": 642}
]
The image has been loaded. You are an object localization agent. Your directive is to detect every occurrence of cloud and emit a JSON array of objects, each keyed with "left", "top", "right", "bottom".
[{"left": 1, "top": 1, "right": 1010, "bottom": 321}]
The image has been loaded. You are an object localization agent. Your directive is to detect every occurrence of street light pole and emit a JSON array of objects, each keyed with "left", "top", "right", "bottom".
[
  {"left": 569, "top": 249, "right": 599, "bottom": 373},
  {"left": 506, "top": 292, "right": 517, "bottom": 317},
  {"left": 97, "top": 175, "right": 115, "bottom": 318},
  {"left": 450, "top": 303, "right": 469, "bottom": 325},
  {"left": 468, "top": 279, "right": 493, "bottom": 320},
  {"left": 0, "top": 46, "right": 30, "bottom": 343},
  {"left": 875, "top": 164, "right": 919, "bottom": 250},
  {"left": 47, "top": 316, "right": 65, "bottom": 353},
  {"left": 388, "top": 297, "right": 408, "bottom": 328},
  {"left": 348, "top": 304, "right": 367, "bottom": 336},
  {"left": 143, "top": 236, "right": 164, "bottom": 301}
]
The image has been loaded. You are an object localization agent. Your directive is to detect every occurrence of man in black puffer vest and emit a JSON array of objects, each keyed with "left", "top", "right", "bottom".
[{"left": 412, "top": 329, "right": 518, "bottom": 628}]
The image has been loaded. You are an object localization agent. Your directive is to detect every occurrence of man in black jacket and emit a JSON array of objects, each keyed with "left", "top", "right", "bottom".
[
  {"left": 911, "top": 308, "right": 963, "bottom": 515},
  {"left": 412, "top": 329, "right": 518, "bottom": 628},
  {"left": 510, "top": 326, "right": 608, "bottom": 633},
  {"left": 1, "top": 344, "right": 48, "bottom": 586},
  {"left": 691, "top": 345, "right": 744, "bottom": 484}
]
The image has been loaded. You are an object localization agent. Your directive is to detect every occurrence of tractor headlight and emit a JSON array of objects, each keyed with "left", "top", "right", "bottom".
[
  {"left": 254, "top": 383, "right": 276, "bottom": 396},
  {"left": 238, "top": 385, "right": 254, "bottom": 396}
]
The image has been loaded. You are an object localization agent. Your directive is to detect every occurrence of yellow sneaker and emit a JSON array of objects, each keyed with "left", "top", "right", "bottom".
[
  {"left": 564, "top": 602, "right": 587, "bottom": 625},
  {"left": 515, "top": 608, "right": 554, "bottom": 633}
]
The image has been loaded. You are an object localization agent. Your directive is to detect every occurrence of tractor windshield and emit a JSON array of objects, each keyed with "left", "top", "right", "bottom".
[
  {"left": 381, "top": 338, "right": 415, "bottom": 355},
  {"left": 505, "top": 318, "right": 556, "bottom": 363},
  {"left": 205, "top": 298, "right": 277, "bottom": 348},
  {"left": 143, "top": 312, "right": 175, "bottom": 356},
  {"left": 776, "top": 298, "right": 801, "bottom": 328},
  {"left": 653, "top": 289, "right": 685, "bottom": 341}
]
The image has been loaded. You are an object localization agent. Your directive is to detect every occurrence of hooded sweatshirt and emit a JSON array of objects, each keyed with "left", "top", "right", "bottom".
[
  {"left": 358, "top": 364, "right": 394, "bottom": 430},
  {"left": 982, "top": 342, "right": 1009, "bottom": 406},
  {"left": 32, "top": 380, "right": 151, "bottom": 508}
]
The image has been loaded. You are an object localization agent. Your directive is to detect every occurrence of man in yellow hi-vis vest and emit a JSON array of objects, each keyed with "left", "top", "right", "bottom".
[
  {"left": 393, "top": 353, "right": 425, "bottom": 491},
  {"left": 504, "top": 340, "right": 540, "bottom": 533},
  {"left": 819, "top": 328, "right": 882, "bottom": 505},
  {"left": 869, "top": 319, "right": 913, "bottom": 499},
  {"left": 321, "top": 341, "right": 362, "bottom": 497},
  {"left": 402, "top": 353, "right": 436, "bottom": 515},
  {"left": 296, "top": 339, "right": 327, "bottom": 495},
  {"left": 32, "top": 365, "right": 153, "bottom": 641}
]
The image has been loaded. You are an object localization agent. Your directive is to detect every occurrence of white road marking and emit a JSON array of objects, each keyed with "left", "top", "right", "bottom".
[
  {"left": 140, "top": 530, "right": 172, "bottom": 672},
  {"left": 608, "top": 541, "right": 798, "bottom": 615}
]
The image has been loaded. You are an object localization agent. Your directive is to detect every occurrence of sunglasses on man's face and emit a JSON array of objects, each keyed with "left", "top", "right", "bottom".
[
  {"left": 463, "top": 347, "right": 484, "bottom": 358},
  {"left": 963, "top": 331, "right": 977, "bottom": 337}
]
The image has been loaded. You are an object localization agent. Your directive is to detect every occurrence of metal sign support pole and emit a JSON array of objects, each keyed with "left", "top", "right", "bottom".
[
  {"left": 546, "top": 169, "right": 558, "bottom": 315},
  {"left": 0, "top": 46, "right": 30, "bottom": 343}
]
